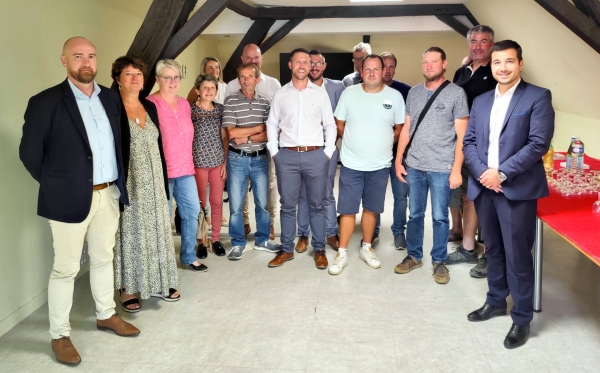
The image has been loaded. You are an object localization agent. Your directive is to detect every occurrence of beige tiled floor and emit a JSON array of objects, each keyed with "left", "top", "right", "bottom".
[{"left": 1, "top": 174, "right": 600, "bottom": 372}]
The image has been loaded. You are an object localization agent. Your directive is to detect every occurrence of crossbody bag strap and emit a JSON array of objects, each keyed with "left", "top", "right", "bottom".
[{"left": 402, "top": 80, "right": 451, "bottom": 160}]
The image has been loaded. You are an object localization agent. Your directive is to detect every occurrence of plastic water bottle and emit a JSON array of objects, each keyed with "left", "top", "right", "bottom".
[
  {"left": 572, "top": 137, "right": 584, "bottom": 170},
  {"left": 566, "top": 136, "right": 575, "bottom": 169}
]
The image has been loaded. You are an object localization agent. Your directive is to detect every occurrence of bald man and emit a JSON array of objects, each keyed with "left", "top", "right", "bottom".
[
  {"left": 20, "top": 37, "right": 139, "bottom": 365},
  {"left": 224, "top": 44, "right": 281, "bottom": 239}
]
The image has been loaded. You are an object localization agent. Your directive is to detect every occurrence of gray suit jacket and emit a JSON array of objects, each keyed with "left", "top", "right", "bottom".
[{"left": 324, "top": 78, "right": 345, "bottom": 112}]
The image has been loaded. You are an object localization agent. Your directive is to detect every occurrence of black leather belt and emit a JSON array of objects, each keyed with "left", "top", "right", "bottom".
[{"left": 229, "top": 146, "right": 267, "bottom": 157}]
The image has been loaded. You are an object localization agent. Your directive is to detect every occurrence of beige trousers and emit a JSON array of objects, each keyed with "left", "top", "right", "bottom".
[
  {"left": 243, "top": 154, "right": 278, "bottom": 225},
  {"left": 48, "top": 184, "right": 120, "bottom": 339}
]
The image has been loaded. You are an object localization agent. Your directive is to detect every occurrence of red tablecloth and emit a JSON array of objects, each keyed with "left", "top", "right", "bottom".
[{"left": 537, "top": 153, "right": 600, "bottom": 265}]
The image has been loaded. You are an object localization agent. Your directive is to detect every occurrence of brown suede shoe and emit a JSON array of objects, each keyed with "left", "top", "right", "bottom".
[
  {"left": 51, "top": 336, "right": 81, "bottom": 365},
  {"left": 244, "top": 224, "right": 251, "bottom": 238},
  {"left": 268, "top": 250, "right": 294, "bottom": 267},
  {"left": 295, "top": 236, "right": 308, "bottom": 253},
  {"left": 270, "top": 225, "right": 275, "bottom": 240},
  {"left": 326, "top": 235, "right": 339, "bottom": 251},
  {"left": 97, "top": 313, "right": 140, "bottom": 336},
  {"left": 394, "top": 255, "right": 423, "bottom": 274},
  {"left": 314, "top": 251, "right": 328, "bottom": 269}
]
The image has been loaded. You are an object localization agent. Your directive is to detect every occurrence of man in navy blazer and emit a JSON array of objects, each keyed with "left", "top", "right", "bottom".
[
  {"left": 295, "top": 50, "right": 345, "bottom": 253},
  {"left": 463, "top": 40, "right": 554, "bottom": 349},
  {"left": 19, "top": 37, "right": 139, "bottom": 365}
]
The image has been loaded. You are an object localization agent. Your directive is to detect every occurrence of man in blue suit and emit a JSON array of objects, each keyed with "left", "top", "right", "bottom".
[
  {"left": 463, "top": 40, "right": 554, "bottom": 349},
  {"left": 19, "top": 37, "right": 139, "bottom": 365},
  {"left": 294, "top": 50, "right": 345, "bottom": 254}
]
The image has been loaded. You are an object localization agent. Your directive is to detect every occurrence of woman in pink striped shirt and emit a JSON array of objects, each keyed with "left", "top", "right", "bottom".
[{"left": 147, "top": 59, "right": 207, "bottom": 272}]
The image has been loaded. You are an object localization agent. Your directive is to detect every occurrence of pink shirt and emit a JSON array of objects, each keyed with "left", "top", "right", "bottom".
[{"left": 146, "top": 95, "right": 195, "bottom": 179}]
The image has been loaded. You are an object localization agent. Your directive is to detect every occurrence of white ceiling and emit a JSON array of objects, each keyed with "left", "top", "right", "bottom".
[{"left": 198, "top": 0, "right": 471, "bottom": 36}]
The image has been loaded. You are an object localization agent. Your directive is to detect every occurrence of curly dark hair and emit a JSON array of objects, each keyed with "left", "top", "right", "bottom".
[{"left": 111, "top": 56, "right": 146, "bottom": 81}]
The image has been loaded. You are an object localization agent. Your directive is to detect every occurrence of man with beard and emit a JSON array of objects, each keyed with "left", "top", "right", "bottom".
[
  {"left": 294, "top": 50, "right": 344, "bottom": 254},
  {"left": 329, "top": 55, "right": 405, "bottom": 275},
  {"left": 394, "top": 47, "right": 469, "bottom": 285},
  {"left": 225, "top": 44, "right": 281, "bottom": 240},
  {"left": 446, "top": 25, "right": 497, "bottom": 278},
  {"left": 19, "top": 37, "right": 140, "bottom": 365},
  {"left": 266, "top": 48, "right": 336, "bottom": 269}
]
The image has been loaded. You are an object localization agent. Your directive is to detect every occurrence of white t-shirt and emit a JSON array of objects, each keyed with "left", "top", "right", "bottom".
[
  {"left": 224, "top": 72, "right": 281, "bottom": 100},
  {"left": 334, "top": 84, "right": 405, "bottom": 171}
]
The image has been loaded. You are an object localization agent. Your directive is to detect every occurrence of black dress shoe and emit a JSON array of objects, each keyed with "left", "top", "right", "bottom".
[
  {"left": 467, "top": 303, "right": 507, "bottom": 322},
  {"left": 504, "top": 324, "right": 530, "bottom": 349},
  {"left": 212, "top": 241, "right": 226, "bottom": 257},
  {"left": 197, "top": 243, "right": 208, "bottom": 259},
  {"left": 189, "top": 262, "right": 208, "bottom": 272}
]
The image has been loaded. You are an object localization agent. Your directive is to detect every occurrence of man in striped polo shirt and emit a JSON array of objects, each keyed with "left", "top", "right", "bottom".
[{"left": 222, "top": 63, "right": 280, "bottom": 260}]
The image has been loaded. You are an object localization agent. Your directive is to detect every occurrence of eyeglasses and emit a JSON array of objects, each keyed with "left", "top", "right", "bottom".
[
  {"left": 352, "top": 57, "right": 366, "bottom": 63},
  {"left": 159, "top": 75, "right": 182, "bottom": 83},
  {"left": 310, "top": 62, "right": 325, "bottom": 67}
]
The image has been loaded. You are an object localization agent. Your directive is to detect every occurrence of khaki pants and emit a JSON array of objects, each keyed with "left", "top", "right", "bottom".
[
  {"left": 243, "top": 153, "right": 278, "bottom": 225},
  {"left": 48, "top": 184, "right": 120, "bottom": 339}
]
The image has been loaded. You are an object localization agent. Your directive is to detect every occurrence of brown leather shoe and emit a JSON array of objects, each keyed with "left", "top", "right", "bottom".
[
  {"left": 270, "top": 225, "right": 275, "bottom": 240},
  {"left": 97, "top": 313, "right": 140, "bottom": 336},
  {"left": 295, "top": 236, "right": 308, "bottom": 253},
  {"left": 51, "top": 336, "right": 81, "bottom": 365},
  {"left": 268, "top": 250, "right": 294, "bottom": 267},
  {"left": 326, "top": 235, "right": 339, "bottom": 251},
  {"left": 244, "top": 224, "right": 251, "bottom": 238},
  {"left": 314, "top": 251, "right": 328, "bottom": 269}
]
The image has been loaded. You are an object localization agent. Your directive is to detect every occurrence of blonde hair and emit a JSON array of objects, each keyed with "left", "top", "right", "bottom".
[
  {"left": 155, "top": 59, "right": 181, "bottom": 76},
  {"left": 200, "top": 57, "right": 223, "bottom": 82}
]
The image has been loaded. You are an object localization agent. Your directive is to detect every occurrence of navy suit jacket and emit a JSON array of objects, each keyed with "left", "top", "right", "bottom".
[
  {"left": 19, "top": 79, "right": 129, "bottom": 223},
  {"left": 463, "top": 80, "right": 555, "bottom": 201},
  {"left": 324, "top": 78, "right": 345, "bottom": 112}
]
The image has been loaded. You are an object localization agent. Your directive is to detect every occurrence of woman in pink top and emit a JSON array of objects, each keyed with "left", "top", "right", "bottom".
[{"left": 147, "top": 59, "right": 206, "bottom": 272}]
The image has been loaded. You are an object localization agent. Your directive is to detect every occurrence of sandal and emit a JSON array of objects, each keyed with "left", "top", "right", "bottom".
[
  {"left": 448, "top": 229, "right": 463, "bottom": 242},
  {"left": 119, "top": 289, "right": 141, "bottom": 313},
  {"left": 150, "top": 288, "right": 181, "bottom": 302}
]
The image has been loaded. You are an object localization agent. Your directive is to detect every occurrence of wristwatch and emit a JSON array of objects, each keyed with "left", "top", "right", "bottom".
[
  {"left": 498, "top": 171, "right": 507, "bottom": 181},
  {"left": 247, "top": 136, "right": 252, "bottom": 144}
]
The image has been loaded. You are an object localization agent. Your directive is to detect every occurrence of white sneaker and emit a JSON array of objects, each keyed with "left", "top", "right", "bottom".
[
  {"left": 359, "top": 247, "right": 381, "bottom": 269},
  {"left": 328, "top": 252, "right": 348, "bottom": 275}
]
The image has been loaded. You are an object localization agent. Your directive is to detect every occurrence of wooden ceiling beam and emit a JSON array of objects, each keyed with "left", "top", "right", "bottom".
[
  {"left": 435, "top": 15, "right": 470, "bottom": 38},
  {"left": 535, "top": 0, "right": 600, "bottom": 54},
  {"left": 259, "top": 19, "right": 304, "bottom": 54}
]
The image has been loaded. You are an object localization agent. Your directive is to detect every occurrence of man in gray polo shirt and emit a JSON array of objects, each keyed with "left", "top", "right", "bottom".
[
  {"left": 222, "top": 63, "right": 279, "bottom": 260},
  {"left": 395, "top": 47, "right": 469, "bottom": 284}
]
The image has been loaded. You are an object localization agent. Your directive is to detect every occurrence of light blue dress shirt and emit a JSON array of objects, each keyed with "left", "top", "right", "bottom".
[{"left": 68, "top": 79, "right": 118, "bottom": 184}]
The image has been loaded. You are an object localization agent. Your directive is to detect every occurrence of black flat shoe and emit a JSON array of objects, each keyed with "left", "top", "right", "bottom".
[
  {"left": 189, "top": 262, "right": 208, "bottom": 272},
  {"left": 119, "top": 289, "right": 141, "bottom": 313},
  {"left": 212, "top": 241, "right": 226, "bottom": 256},
  {"left": 504, "top": 324, "right": 530, "bottom": 349},
  {"left": 468, "top": 303, "right": 507, "bottom": 322},
  {"left": 197, "top": 243, "right": 208, "bottom": 259}
]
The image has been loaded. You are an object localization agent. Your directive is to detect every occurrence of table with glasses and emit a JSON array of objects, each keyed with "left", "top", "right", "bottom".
[{"left": 533, "top": 153, "right": 600, "bottom": 312}]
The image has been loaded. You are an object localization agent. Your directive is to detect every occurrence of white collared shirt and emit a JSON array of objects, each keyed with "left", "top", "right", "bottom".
[
  {"left": 488, "top": 78, "right": 521, "bottom": 168},
  {"left": 224, "top": 72, "right": 281, "bottom": 100},
  {"left": 266, "top": 80, "right": 337, "bottom": 158}
]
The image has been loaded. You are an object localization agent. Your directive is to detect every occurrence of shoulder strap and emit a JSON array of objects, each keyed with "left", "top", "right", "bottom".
[{"left": 403, "top": 80, "right": 451, "bottom": 160}]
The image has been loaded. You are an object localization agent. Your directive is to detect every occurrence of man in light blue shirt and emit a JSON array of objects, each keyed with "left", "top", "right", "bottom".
[{"left": 330, "top": 54, "right": 405, "bottom": 275}]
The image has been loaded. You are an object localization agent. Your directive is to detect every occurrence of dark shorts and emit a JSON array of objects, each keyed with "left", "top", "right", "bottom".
[
  {"left": 449, "top": 164, "right": 471, "bottom": 209},
  {"left": 337, "top": 165, "right": 389, "bottom": 215}
]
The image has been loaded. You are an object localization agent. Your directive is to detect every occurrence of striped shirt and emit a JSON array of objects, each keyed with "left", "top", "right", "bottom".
[{"left": 222, "top": 90, "right": 270, "bottom": 151}]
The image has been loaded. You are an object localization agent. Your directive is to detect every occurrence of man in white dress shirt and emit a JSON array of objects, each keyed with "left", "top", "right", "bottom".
[
  {"left": 266, "top": 48, "right": 337, "bottom": 269},
  {"left": 225, "top": 44, "right": 281, "bottom": 239}
]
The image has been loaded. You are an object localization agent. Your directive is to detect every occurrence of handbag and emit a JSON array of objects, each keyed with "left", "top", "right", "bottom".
[{"left": 402, "top": 80, "right": 451, "bottom": 165}]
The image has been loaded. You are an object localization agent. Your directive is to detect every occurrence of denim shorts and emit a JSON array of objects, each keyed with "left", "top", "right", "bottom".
[{"left": 337, "top": 165, "right": 389, "bottom": 215}]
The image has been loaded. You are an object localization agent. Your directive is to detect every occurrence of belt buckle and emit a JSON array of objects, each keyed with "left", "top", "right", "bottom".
[{"left": 299, "top": 146, "right": 308, "bottom": 152}]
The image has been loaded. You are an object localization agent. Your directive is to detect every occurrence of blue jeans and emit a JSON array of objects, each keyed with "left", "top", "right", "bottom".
[
  {"left": 227, "top": 151, "right": 270, "bottom": 247},
  {"left": 297, "top": 148, "right": 339, "bottom": 238},
  {"left": 375, "top": 159, "right": 408, "bottom": 237},
  {"left": 405, "top": 166, "right": 451, "bottom": 263},
  {"left": 168, "top": 175, "right": 200, "bottom": 265}
]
